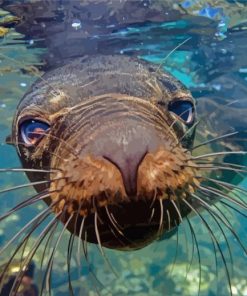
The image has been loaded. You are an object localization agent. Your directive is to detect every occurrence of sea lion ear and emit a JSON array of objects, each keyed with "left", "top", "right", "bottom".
[{"left": 5, "top": 135, "right": 14, "bottom": 145}]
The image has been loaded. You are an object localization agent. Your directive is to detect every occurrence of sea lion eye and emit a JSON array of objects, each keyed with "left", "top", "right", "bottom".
[
  {"left": 19, "top": 119, "right": 50, "bottom": 146},
  {"left": 168, "top": 100, "right": 194, "bottom": 125}
]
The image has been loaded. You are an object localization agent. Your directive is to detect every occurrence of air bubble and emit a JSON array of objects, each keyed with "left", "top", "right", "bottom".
[{"left": 71, "top": 19, "right": 82, "bottom": 30}]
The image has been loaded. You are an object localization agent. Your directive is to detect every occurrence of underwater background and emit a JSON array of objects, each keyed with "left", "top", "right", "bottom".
[{"left": 0, "top": 0, "right": 247, "bottom": 295}]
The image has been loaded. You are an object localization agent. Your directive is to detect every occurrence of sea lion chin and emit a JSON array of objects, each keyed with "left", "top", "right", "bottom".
[{"left": 10, "top": 55, "right": 200, "bottom": 250}]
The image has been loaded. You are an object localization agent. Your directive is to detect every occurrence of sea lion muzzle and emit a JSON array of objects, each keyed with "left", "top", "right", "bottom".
[{"left": 11, "top": 55, "right": 200, "bottom": 250}]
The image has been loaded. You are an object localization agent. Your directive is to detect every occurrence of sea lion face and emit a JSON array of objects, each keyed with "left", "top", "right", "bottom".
[{"left": 11, "top": 55, "right": 200, "bottom": 250}]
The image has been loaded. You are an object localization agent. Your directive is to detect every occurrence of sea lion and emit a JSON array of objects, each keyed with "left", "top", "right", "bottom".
[{"left": 10, "top": 54, "right": 199, "bottom": 250}]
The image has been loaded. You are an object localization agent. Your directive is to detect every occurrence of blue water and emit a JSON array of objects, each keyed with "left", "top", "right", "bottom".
[{"left": 0, "top": 1, "right": 247, "bottom": 295}]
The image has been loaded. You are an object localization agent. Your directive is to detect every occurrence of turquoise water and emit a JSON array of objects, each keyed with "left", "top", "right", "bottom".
[{"left": 0, "top": 1, "right": 247, "bottom": 295}]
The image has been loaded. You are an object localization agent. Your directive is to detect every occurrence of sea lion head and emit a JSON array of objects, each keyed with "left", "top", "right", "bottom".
[{"left": 10, "top": 55, "right": 200, "bottom": 250}]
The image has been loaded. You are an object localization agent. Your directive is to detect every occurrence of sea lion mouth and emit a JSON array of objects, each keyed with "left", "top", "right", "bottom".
[
  {"left": 62, "top": 198, "right": 184, "bottom": 250},
  {"left": 85, "top": 223, "right": 162, "bottom": 251}
]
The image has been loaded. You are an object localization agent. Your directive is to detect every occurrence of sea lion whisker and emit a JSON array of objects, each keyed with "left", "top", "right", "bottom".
[
  {"left": 67, "top": 234, "right": 76, "bottom": 296},
  {"left": 195, "top": 161, "right": 247, "bottom": 170},
  {"left": 202, "top": 207, "right": 234, "bottom": 293},
  {"left": 81, "top": 232, "right": 103, "bottom": 296},
  {"left": 94, "top": 212, "right": 104, "bottom": 258},
  {"left": 191, "top": 193, "right": 247, "bottom": 255},
  {"left": 78, "top": 228, "right": 103, "bottom": 294},
  {"left": 201, "top": 177, "right": 247, "bottom": 206},
  {"left": 168, "top": 221, "right": 179, "bottom": 277},
  {"left": 171, "top": 199, "right": 183, "bottom": 223},
  {"left": 67, "top": 200, "right": 83, "bottom": 295},
  {"left": 198, "top": 185, "right": 247, "bottom": 210},
  {"left": 211, "top": 234, "right": 219, "bottom": 294},
  {"left": 0, "top": 210, "right": 60, "bottom": 294},
  {"left": 0, "top": 177, "right": 64, "bottom": 195},
  {"left": 82, "top": 231, "right": 98, "bottom": 284},
  {"left": 105, "top": 206, "right": 125, "bottom": 237},
  {"left": 213, "top": 200, "right": 234, "bottom": 220},
  {"left": 109, "top": 211, "right": 124, "bottom": 231},
  {"left": 190, "top": 131, "right": 240, "bottom": 151},
  {"left": 149, "top": 188, "right": 157, "bottom": 209},
  {"left": 82, "top": 232, "right": 88, "bottom": 264},
  {"left": 191, "top": 165, "right": 246, "bottom": 179},
  {"left": 182, "top": 218, "right": 190, "bottom": 275},
  {"left": 182, "top": 199, "right": 233, "bottom": 296},
  {"left": 0, "top": 167, "right": 58, "bottom": 173},
  {"left": 184, "top": 218, "right": 195, "bottom": 280},
  {"left": 104, "top": 215, "right": 129, "bottom": 249},
  {"left": 179, "top": 100, "right": 239, "bottom": 151},
  {"left": 0, "top": 210, "right": 49, "bottom": 278},
  {"left": 94, "top": 211, "right": 118, "bottom": 277},
  {"left": 202, "top": 176, "right": 247, "bottom": 195},
  {"left": 219, "top": 196, "right": 247, "bottom": 219},
  {"left": 82, "top": 233, "right": 106, "bottom": 294},
  {"left": 171, "top": 119, "right": 200, "bottom": 151},
  {"left": 168, "top": 107, "right": 197, "bottom": 141},
  {"left": 193, "top": 163, "right": 247, "bottom": 175},
  {"left": 0, "top": 180, "right": 49, "bottom": 195},
  {"left": 155, "top": 37, "right": 192, "bottom": 73},
  {"left": 220, "top": 201, "right": 247, "bottom": 219},
  {"left": 148, "top": 207, "right": 155, "bottom": 224},
  {"left": 181, "top": 99, "right": 244, "bottom": 153},
  {"left": 191, "top": 151, "right": 247, "bottom": 160},
  {"left": 198, "top": 187, "right": 245, "bottom": 220},
  {"left": 157, "top": 199, "right": 164, "bottom": 238},
  {"left": 211, "top": 204, "right": 234, "bottom": 275},
  {"left": 11, "top": 211, "right": 62, "bottom": 296},
  {"left": 225, "top": 99, "right": 240, "bottom": 107},
  {"left": 43, "top": 211, "right": 74, "bottom": 294},
  {"left": 20, "top": 237, "right": 29, "bottom": 271},
  {"left": 0, "top": 190, "right": 57, "bottom": 222},
  {"left": 171, "top": 194, "right": 189, "bottom": 273},
  {"left": 82, "top": 230, "right": 88, "bottom": 255},
  {"left": 73, "top": 200, "right": 83, "bottom": 267},
  {"left": 186, "top": 217, "right": 202, "bottom": 296},
  {"left": 0, "top": 200, "right": 60, "bottom": 287},
  {"left": 107, "top": 224, "right": 126, "bottom": 247},
  {"left": 38, "top": 219, "right": 59, "bottom": 287},
  {"left": 0, "top": 205, "right": 53, "bottom": 257},
  {"left": 189, "top": 163, "right": 247, "bottom": 179},
  {"left": 77, "top": 215, "right": 85, "bottom": 269},
  {"left": 166, "top": 210, "right": 171, "bottom": 231}
]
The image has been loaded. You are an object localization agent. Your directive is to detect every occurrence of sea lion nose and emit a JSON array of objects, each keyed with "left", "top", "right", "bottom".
[
  {"left": 83, "top": 121, "right": 168, "bottom": 196},
  {"left": 103, "top": 138, "right": 148, "bottom": 196}
]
